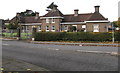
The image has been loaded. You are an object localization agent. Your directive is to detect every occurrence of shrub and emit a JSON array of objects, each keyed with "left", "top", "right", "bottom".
[
  {"left": 115, "top": 32, "right": 120, "bottom": 41},
  {"left": 34, "top": 32, "right": 119, "bottom": 42}
]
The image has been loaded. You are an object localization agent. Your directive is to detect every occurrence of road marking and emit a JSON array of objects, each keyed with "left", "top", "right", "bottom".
[
  {"left": 76, "top": 50, "right": 119, "bottom": 55},
  {"left": 76, "top": 50, "right": 110, "bottom": 54},
  {"left": 2, "top": 44, "right": 10, "bottom": 46},
  {"left": 111, "top": 52, "right": 118, "bottom": 55},
  {"left": 48, "top": 48, "right": 60, "bottom": 51},
  {"left": 27, "top": 68, "right": 31, "bottom": 71},
  {"left": 79, "top": 44, "right": 83, "bottom": 46},
  {"left": 55, "top": 49, "right": 59, "bottom": 50}
]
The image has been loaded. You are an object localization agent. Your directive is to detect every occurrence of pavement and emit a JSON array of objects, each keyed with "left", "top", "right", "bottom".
[
  {"left": 1, "top": 38, "right": 119, "bottom": 47},
  {"left": 30, "top": 41, "right": 119, "bottom": 47},
  {"left": 2, "top": 57, "right": 49, "bottom": 71}
]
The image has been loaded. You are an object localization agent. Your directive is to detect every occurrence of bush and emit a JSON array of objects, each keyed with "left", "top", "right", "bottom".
[
  {"left": 34, "top": 32, "right": 119, "bottom": 42},
  {"left": 115, "top": 32, "right": 120, "bottom": 41}
]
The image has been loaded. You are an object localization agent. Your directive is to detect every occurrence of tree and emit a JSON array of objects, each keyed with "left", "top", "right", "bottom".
[
  {"left": 7, "top": 23, "right": 18, "bottom": 29},
  {"left": 7, "top": 18, "right": 19, "bottom": 30},
  {"left": 113, "top": 17, "right": 120, "bottom": 27}
]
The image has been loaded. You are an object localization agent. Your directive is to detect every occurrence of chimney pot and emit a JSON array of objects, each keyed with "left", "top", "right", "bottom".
[
  {"left": 74, "top": 9, "right": 79, "bottom": 16},
  {"left": 94, "top": 6, "right": 100, "bottom": 12},
  {"left": 35, "top": 12, "right": 39, "bottom": 17}
]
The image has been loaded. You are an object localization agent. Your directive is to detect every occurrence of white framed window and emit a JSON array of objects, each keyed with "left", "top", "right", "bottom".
[
  {"left": 38, "top": 26, "right": 41, "bottom": 31},
  {"left": 51, "top": 18, "right": 55, "bottom": 23},
  {"left": 46, "top": 26, "right": 49, "bottom": 31},
  {"left": 82, "top": 25, "right": 86, "bottom": 28},
  {"left": 51, "top": 26, "right": 55, "bottom": 32},
  {"left": 46, "top": 19, "right": 49, "bottom": 23},
  {"left": 93, "top": 24, "right": 99, "bottom": 32},
  {"left": 64, "top": 26, "right": 68, "bottom": 32},
  {"left": 52, "top": 26, "right": 55, "bottom": 30},
  {"left": 72, "top": 25, "right": 77, "bottom": 32},
  {"left": 82, "top": 25, "right": 86, "bottom": 32}
]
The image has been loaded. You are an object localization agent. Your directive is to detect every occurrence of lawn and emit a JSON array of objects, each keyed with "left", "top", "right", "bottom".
[{"left": 3, "top": 32, "right": 32, "bottom": 39}]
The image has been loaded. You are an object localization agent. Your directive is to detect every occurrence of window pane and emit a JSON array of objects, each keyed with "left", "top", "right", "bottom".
[{"left": 46, "top": 19, "right": 49, "bottom": 23}]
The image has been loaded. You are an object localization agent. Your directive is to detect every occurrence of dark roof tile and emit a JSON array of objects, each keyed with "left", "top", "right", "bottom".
[
  {"left": 10, "top": 16, "right": 41, "bottom": 23},
  {"left": 63, "top": 13, "right": 92, "bottom": 22},
  {"left": 87, "top": 12, "right": 107, "bottom": 21},
  {"left": 43, "top": 9, "right": 63, "bottom": 17}
]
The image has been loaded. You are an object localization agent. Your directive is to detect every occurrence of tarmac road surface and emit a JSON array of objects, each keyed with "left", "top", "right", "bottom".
[{"left": 2, "top": 40, "right": 118, "bottom": 71}]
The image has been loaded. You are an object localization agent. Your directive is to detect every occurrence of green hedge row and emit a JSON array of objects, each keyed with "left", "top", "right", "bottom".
[{"left": 34, "top": 32, "right": 120, "bottom": 42}]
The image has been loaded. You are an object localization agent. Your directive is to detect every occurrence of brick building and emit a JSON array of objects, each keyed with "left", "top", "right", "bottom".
[{"left": 10, "top": 3, "right": 109, "bottom": 32}]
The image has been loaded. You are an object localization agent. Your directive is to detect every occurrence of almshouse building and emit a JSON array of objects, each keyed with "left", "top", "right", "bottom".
[{"left": 10, "top": 3, "right": 109, "bottom": 32}]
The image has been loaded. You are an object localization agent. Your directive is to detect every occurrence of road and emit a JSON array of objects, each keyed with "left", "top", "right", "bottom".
[{"left": 2, "top": 40, "right": 118, "bottom": 71}]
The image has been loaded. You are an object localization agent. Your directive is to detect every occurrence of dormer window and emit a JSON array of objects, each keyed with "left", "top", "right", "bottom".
[
  {"left": 46, "top": 18, "right": 49, "bottom": 23},
  {"left": 51, "top": 18, "right": 55, "bottom": 23}
]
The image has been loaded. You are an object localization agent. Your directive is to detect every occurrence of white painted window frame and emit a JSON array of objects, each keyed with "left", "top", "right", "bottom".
[
  {"left": 64, "top": 26, "right": 68, "bottom": 32},
  {"left": 46, "top": 26, "right": 49, "bottom": 32},
  {"left": 51, "top": 18, "right": 55, "bottom": 23},
  {"left": 93, "top": 24, "right": 99, "bottom": 32},
  {"left": 46, "top": 18, "right": 49, "bottom": 23},
  {"left": 82, "top": 25, "right": 86, "bottom": 32},
  {"left": 38, "top": 26, "right": 41, "bottom": 31},
  {"left": 51, "top": 26, "right": 55, "bottom": 32}
]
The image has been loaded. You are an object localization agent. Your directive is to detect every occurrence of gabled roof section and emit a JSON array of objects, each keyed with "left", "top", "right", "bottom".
[
  {"left": 43, "top": 9, "right": 63, "bottom": 17},
  {"left": 43, "top": 2, "right": 63, "bottom": 17},
  {"left": 10, "top": 16, "right": 41, "bottom": 23},
  {"left": 62, "top": 13, "right": 93, "bottom": 22},
  {"left": 87, "top": 12, "right": 108, "bottom": 21},
  {"left": 22, "top": 16, "right": 41, "bottom": 23}
]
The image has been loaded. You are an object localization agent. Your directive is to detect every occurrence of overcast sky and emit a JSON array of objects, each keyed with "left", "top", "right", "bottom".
[{"left": 0, "top": 0, "right": 119, "bottom": 21}]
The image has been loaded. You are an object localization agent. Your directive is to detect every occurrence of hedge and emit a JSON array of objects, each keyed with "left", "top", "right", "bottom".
[{"left": 34, "top": 32, "right": 120, "bottom": 42}]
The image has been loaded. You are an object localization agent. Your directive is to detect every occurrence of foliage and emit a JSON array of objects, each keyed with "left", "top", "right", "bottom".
[
  {"left": 20, "top": 10, "right": 36, "bottom": 16},
  {"left": 34, "top": 32, "right": 120, "bottom": 42},
  {"left": 6, "top": 23, "right": 19, "bottom": 29},
  {"left": 113, "top": 18, "right": 120, "bottom": 27}
]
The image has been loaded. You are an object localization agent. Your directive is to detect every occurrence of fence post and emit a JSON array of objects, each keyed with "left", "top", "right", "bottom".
[
  {"left": 32, "top": 27, "right": 37, "bottom": 41},
  {"left": 17, "top": 27, "right": 21, "bottom": 40}
]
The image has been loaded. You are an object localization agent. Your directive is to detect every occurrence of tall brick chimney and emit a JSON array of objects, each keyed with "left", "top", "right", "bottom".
[
  {"left": 94, "top": 6, "right": 100, "bottom": 13},
  {"left": 74, "top": 9, "right": 79, "bottom": 16},
  {"left": 35, "top": 12, "right": 39, "bottom": 17}
]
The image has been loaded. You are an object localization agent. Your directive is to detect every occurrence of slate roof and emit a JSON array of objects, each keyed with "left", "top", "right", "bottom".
[
  {"left": 62, "top": 12, "right": 107, "bottom": 22},
  {"left": 22, "top": 16, "right": 41, "bottom": 23},
  {"left": 43, "top": 9, "right": 64, "bottom": 17},
  {"left": 87, "top": 12, "right": 107, "bottom": 21},
  {"left": 63, "top": 13, "right": 93, "bottom": 22},
  {"left": 10, "top": 16, "right": 41, "bottom": 23}
]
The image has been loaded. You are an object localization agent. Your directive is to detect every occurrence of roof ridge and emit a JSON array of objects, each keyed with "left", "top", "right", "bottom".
[
  {"left": 87, "top": 12, "right": 107, "bottom": 21},
  {"left": 64, "top": 13, "right": 93, "bottom": 16}
]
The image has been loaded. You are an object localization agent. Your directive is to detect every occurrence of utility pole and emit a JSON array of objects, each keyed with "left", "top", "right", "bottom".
[
  {"left": 17, "top": 27, "right": 21, "bottom": 40},
  {"left": 112, "top": 22, "right": 115, "bottom": 43},
  {"left": 32, "top": 26, "right": 37, "bottom": 41}
]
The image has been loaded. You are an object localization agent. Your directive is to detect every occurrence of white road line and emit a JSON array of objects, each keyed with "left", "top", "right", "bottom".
[
  {"left": 55, "top": 49, "right": 59, "bottom": 51},
  {"left": 48, "top": 48, "right": 60, "bottom": 51},
  {"left": 2, "top": 44, "right": 10, "bottom": 46},
  {"left": 76, "top": 50, "right": 119, "bottom": 55}
]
